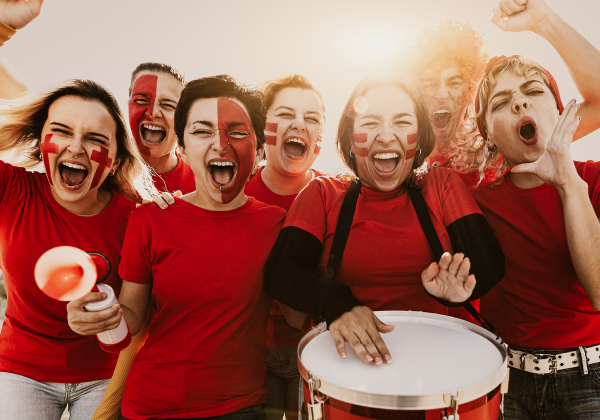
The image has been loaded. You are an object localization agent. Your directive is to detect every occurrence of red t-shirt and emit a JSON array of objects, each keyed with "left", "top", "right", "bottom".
[
  {"left": 0, "top": 161, "right": 134, "bottom": 383},
  {"left": 245, "top": 166, "right": 321, "bottom": 349},
  {"left": 119, "top": 197, "right": 286, "bottom": 420},
  {"left": 284, "top": 169, "right": 482, "bottom": 314},
  {"left": 152, "top": 156, "right": 196, "bottom": 195},
  {"left": 473, "top": 161, "right": 600, "bottom": 349},
  {"left": 427, "top": 155, "right": 498, "bottom": 188}
]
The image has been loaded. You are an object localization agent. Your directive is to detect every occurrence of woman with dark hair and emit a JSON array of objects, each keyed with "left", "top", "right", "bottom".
[
  {"left": 69, "top": 75, "right": 286, "bottom": 420},
  {"left": 265, "top": 74, "right": 505, "bottom": 365}
]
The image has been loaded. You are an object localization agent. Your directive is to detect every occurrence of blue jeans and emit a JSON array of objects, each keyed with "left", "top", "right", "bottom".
[
  {"left": 504, "top": 346, "right": 600, "bottom": 419},
  {"left": 265, "top": 346, "right": 300, "bottom": 420},
  {"left": 0, "top": 372, "right": 109, "bottom": 420},
  {"left": 120, "top": 404, "right": 266, "bottom": 420}
]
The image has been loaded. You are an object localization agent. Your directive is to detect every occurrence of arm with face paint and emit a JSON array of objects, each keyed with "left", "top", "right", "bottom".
[
  {"left": 0, "top": 0, "right": 43, "bottom": 99},
  {"left": 492, "top": 0, "right": 600, "bottom": 140},
  {"left": 512, "top": 100, "right": 600, "bottom": 309}
]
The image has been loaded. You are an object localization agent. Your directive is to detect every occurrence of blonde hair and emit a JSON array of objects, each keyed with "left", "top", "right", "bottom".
[
  {"left": 452, "top": 57, "right": 559, "bottom": 185},
  {"left": 0, "top": 79, "right": 156, "bottom": 200}
]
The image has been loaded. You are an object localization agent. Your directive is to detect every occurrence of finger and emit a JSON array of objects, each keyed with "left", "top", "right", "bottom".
[
  {"left": 330, "top": 328, "right": 348, "bottom": 359},
  {"left": 161, "top": 192, "right": 175, "bottom": 205},
  {"left": 503, "top": 0, "right": 526, "bottom": 13},
  {"left": 371, "top": 315, "right": 393, "bottom": 363},
  {"left": 353, "top": 331, "right": 380, "bottom": 364},
  {"left": 68, "top": 292, "right": 108, "bottom": 309},
  {"left": 82, "top": 303, "right": 121, "bottom": 323},
  {"left": 510, "top": 162, "right": 537, "bottom": 175},
  {"left": 465, "top": 274, "right": 476, "bottom": 294},
  {"left": 438, "top": 252, "right": 452, "bottom": 271},
  {"left": 499, "top": 2, "right": 516, "bottom": 18},
  {"left": 514, "top": 0, "right": 527, "bottom": 5},
  {"left": 456, "top": 257, "right": 471, "bottom": 282},
  {"left": 421, "top": 262, "right": 439, "bottom": 283},
  {"left": 491, "top": 6, "right": 508, "bottom": 29},
  {"left": 151, "top": 195, "right": 168, "bottom": 209},
  {"left": 141, "top": 198, "right": 151, "bottom": 205},
  {"left": 173, "top": 190, "right": 183, "bottom": 198},
  {"left": 448, "top": 253, "right": 464, "bottom": 276}
]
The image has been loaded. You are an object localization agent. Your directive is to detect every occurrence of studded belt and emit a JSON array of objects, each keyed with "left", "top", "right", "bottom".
[{"left": 507, "top": 344, "right": 600, "bottom": 375}]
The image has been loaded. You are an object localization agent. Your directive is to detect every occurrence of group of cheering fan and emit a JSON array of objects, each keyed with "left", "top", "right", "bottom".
[{"left": 0, "top": 0, "right": 600, "bottom": 419}]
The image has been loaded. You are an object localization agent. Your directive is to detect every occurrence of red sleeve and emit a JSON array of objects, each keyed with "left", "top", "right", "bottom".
[
  {"left": 118, "top": 212, "right": 153, "bottom": 284},
  {"left": 0, "top": 160, "right": 30, "bottom": 212},
  {"left": 578, "top": 161, "right": 600, "bottom": 216},
  {"left": 283, "top": 178, "right": 331, "bottom": 243},
  {"left": 440, "top": 169, "right": 483, "bottom": 226}
]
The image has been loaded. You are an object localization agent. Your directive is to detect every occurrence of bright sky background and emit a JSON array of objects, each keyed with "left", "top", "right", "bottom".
[{"left": 1, "top": 0, "right": 599, "bottom": 173}]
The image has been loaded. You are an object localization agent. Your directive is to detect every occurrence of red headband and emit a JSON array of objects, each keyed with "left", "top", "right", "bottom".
[{"left": 475, "top": 55, "right": 564, "bottom": 140}]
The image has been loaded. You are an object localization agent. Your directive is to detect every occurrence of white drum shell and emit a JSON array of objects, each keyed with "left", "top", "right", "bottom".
[
  {"left": 84, "top": 284, "right": 129, "bottom": 345},
  {"left": 298, "top": 311, "right": 508, "bottom": 410}
]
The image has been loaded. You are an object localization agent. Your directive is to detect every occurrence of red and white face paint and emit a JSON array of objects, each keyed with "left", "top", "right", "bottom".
[
  {"left": 40, "top": 96, "right": 120, "bottom": 211},
  {"left": 352, "top": 86, "right": 418, "bottom": 192},
  {"left": 264, "top": 87, "right": 324, "bottom": 177},
  {"left": 128, "top": 72, "right": 181, "bottom": 159},
  {"left": 216, "top": 98, "right": 257, "bottom": 203},
  {"left": 181, "top": 97, "right": 258, "bottom": 206}
]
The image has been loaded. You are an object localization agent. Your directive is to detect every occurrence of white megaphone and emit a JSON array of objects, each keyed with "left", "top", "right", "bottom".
[{"left": 34, "top": 246, "right": 131, "bottom": 352}]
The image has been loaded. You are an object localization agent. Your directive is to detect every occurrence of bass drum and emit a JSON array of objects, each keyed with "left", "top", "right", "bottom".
[{"left": 298, "top": 311, "right": 508, "bottom": 420}]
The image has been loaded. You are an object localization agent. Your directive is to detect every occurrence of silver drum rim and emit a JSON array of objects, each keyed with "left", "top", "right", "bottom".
[{"left": 297, "top": 310, "right": 508, "bottom": 410}]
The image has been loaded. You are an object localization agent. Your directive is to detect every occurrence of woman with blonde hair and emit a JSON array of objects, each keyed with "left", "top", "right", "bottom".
[{"left": 455, "top": 1, "right": 600, "bottom": 417}]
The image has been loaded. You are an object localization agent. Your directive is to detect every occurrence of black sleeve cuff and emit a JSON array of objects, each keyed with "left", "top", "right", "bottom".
[{"left": 321, "top": 284, "right": 364, "bottom": 327}]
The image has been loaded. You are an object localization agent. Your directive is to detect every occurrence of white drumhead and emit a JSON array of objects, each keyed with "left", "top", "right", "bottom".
[{"left": 301, "top": 311, "right": 504, "bottom": 396}]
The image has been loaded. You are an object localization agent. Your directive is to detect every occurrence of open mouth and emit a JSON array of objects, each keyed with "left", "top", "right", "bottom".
[
  {"left": 372, "top": 152, "right": 400, "bottom": 174},
  {"left": 209, "top": 160, "right": 237, "bottom": 188},
  {"left": 59, "top": 162, "right": 88, "bottom": 189},
  {"left": 517, "top": 117, "right": 538, "bottom": 145},
  {"left": 283, "top": 138, "right": 307, "bottom": 158},
  {"left": 433, "top": 110, "right": 452, "bottom": 129},
  {"left": 140, "top": 123, "right": 166, "bottom": 144}
]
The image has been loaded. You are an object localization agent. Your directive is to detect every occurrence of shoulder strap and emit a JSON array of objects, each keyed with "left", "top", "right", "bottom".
[
  {"left": 322, "top": 178, "right": 361, "bottom": 287},
  {"left": 407, "top": 182, "right": 498, "bottom": 335}
]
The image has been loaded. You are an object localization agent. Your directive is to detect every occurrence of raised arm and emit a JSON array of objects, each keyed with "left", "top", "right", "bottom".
[
  {"left": 512, "top": 100, "right": 600, "bottom": 309},
  {"left": 492, "top": 0, "right": 600, "bottom": 139},
  {"left": 0, "top": 0, "right": 43, "bottom": 98}
]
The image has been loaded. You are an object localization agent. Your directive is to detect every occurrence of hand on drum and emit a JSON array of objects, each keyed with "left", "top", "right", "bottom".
[
  {"left": 329, "top": 306, "right": 394, "bottom": 366},
  {"left": 136, "top": 190, "right": 181, "bottom": 209},
  {"left": 421, "top": 252, "right": 475, "bottom": 303},
  {"left": 67, "top": 292, "right": 123, "bottom": 336}
]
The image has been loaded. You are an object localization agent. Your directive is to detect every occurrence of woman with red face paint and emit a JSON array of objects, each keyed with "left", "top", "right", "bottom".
[
  {"left": 0, "top": 62, "right": 155, "bottom": 420},
  {"left": 243, "top": 74, "right": 325, "bottom": 420},
  {"left": 69, "top": 75, "right": 286, "bottom": 420},
  {"left": 264, "top": 74, "right": 505, "bottom": 367},
  {"left": 454, "top": 1, "right": 600, "bottom": 418},
  {"left": 127, "top": 63, "right": 197, "bottom": 195}
]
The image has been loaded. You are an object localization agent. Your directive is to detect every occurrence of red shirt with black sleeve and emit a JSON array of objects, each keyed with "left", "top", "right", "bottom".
[
  {"left": 245, "top": 166, "right": 321, "bottom": 349},
  {"left": 119, "top": 197, "right": 286, "bottom": 420},
  {"left": 0, "top": 161, "right": 134, "bottom": 383},
  {"left": 283, "top": 168, "right": 483, "bottom": 314},
  {"left": 473, "top": 161, "right": 600, "bottom": 349},
  {"left": 151, "top": 155, "right": 196, "bottom": 195}
]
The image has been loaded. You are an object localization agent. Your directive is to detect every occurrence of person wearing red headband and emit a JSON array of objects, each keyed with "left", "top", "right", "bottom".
[{"left": 456, "top": 1, "right": 600, "bottom": 418}]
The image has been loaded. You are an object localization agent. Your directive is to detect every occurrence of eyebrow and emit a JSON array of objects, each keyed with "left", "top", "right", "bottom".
[
  {"left": 359, "top": 113, "right": 412, "bottom": 119},
  {"left": 274, "top": 106, "right": 294, "bottom": 112},
  {"left": 227, "top": 122, "right": 250, "bottom": 129},
  {"left": 490, "top": 80, "right": 545, "bottom": 103},
  {"left": 445, "top": 75, "right": 464, "bottom": 83},
  {"left": 160, "top": 98, "right": 178, "bottom": 104},
  {"left": 132, "top": 93, "right": 150, "bottom": 98},
  {"left": 50, "top": 122, "right": 109, "bottom": 140},
  {"left": 191, "top": 120, "right": 214, "bottom": 128}
]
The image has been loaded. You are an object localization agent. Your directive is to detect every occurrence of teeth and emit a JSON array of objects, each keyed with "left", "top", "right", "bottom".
[
  {"left": 210, "top": 161, "right": 234, "bottom": 166},
  {"left": 286, "top": 138, "right": 306, "bottom": 147},
  {"left": 142, "top": 124, "right": 165, "bottom": 131},
  {"left": 62, "top": 162, "right": 87, "bottom": 170},
  {"left": 373, "top": 153, "right": 399, "bottom": 160},
  {"left": 434, "top": 110, "right": 450, "bottom": 115}
]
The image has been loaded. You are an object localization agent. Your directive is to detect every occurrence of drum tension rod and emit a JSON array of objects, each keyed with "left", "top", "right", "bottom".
[
  {"left": 443, "top": 390, "right": 464, "bottom": 420},
  {"left": 307, "top": 373, "right": 325, "bottom": 420}
]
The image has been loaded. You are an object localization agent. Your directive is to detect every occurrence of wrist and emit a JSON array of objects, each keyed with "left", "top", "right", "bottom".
[
  {"left": 0, "top": 20, "right": 17, "bottom": 47},
  {"left": 533, "top": 10, "right": 562, "bottom": 39},
  {"left": 556, "top": 176, "right": 587, "bottom": 197}
]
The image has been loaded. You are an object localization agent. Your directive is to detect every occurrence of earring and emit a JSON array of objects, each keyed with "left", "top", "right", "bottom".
[
  {"left": 486, "top": 139, "right": 497, "bottom": 153},
  {"left": 349, "top": 147, "right": 355, "bottom": 158},
  {"left": 416, "top": 146, "right": 422, "bottom": 155},
  {"left": 110, "top": 169, "right": 116, "bottom": 176}
]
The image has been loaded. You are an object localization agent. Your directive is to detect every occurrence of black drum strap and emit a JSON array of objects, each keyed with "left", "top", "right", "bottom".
[
  {"left": 407, "top": 182, "right": 498, "bottom": 335},
  {"left": 322, "top": 178, "right": 362, "bottom": 287}
]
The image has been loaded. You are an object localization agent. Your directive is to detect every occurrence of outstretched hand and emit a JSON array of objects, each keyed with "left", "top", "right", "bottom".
[
  {"left": 491, "top": 0, "right": 553, "bottom": 33},
  {"left": 136, "top": 190, "right": 181, "bottom": 209},
  {"left": 422, "top": 252, "right": 475, "bottom": 303},
  {"left": 511, "top": 99, "right": 581, "bottom": 189},
  {"left": 0, "top": 0, "right": 43, "bottom": 30}
]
